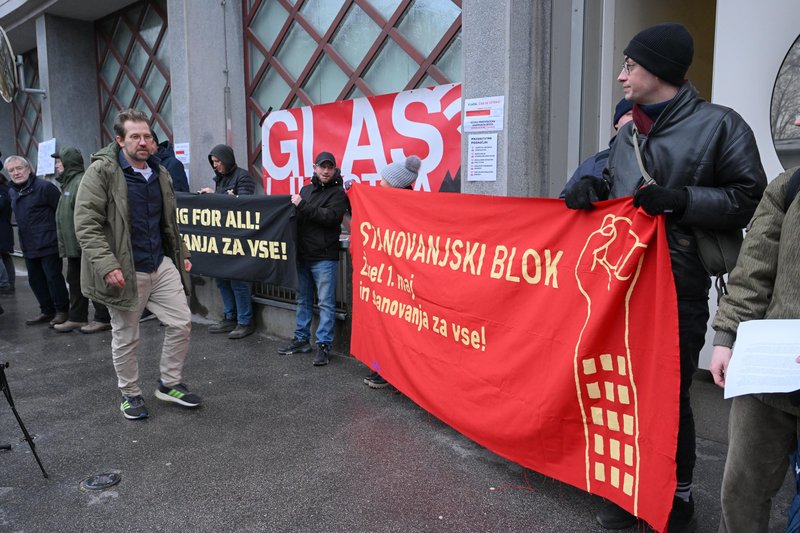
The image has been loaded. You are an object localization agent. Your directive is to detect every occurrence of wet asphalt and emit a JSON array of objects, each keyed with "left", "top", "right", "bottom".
[{"left": 0, "top": 276, "right": 793, "bottom": 532}]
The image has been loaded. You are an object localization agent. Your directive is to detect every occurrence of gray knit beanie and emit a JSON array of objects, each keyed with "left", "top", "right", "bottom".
[{"left": 380, "top": 155, "right": 421, "bottom": 189}]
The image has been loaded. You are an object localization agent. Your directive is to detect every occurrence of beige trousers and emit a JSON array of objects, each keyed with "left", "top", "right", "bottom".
[{"left": 108, "top": 258, "right": 191, "bottom": 396}]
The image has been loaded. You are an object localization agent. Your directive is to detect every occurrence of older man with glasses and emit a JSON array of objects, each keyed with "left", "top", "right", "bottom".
[{"left": 4, "top": 155, "right": 69, "bottom": 326}]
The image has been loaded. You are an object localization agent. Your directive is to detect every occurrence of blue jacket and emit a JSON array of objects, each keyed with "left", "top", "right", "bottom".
[
  {"left": 155, "top": 141, "right": 190, "bottom": 192},
  {"left": 0, "top": 181, "right": 14, "bottom": 253},
  {"left": 9, "top": 175, "right": 60, "bottom": 258}
]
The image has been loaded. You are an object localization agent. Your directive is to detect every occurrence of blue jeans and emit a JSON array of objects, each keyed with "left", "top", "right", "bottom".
[
  {"left": 216, "top": 278, "right": 253, "bottom": 325},
  {"left": 293, "top": 259, "right": 337, "bottom": 346}
]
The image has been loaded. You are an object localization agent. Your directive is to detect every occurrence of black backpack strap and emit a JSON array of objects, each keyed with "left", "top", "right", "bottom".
[{"left": 786, "top": 167, "right": 800, "bottom": 212}]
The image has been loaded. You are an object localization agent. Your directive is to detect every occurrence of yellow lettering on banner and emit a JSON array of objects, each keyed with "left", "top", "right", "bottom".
[
  {"left": 225, "top": 210, "right": 261, "bottom": 230},
  {"left": 182, "top": 234, "right": 219, "bottom": 254},
  {"left": 192, "top": 208, "right": 222, "bottom": 227},
  {"left": 221, "top": 237, "right": 245, "bottom": 256},
  {"left": 545, "top": 249, "right": 562, "bottom": 288},
  {"left": 246, "top": 239, "right": 288, "bottom": 260},
  {"left": 176, "top": 208, "right": 189, "bottom": 224}
]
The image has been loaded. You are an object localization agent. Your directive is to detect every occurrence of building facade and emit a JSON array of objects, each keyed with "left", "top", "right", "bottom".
[{"left": 2, "top": 0, "right": 798, "bottom": 356}]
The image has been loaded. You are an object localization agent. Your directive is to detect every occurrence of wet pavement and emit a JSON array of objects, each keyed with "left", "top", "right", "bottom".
[{"left": 0, "top": 277, "right": 793, "bottom": 532}]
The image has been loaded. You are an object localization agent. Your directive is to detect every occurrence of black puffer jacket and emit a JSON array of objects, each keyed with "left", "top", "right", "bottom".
[
  {"left": 295, "top": 170, "right": 349, "bottom": 261},
  {"left": 605, "top": 82, "right": 767, "bottom": 298},
  {"left": 209, "top": 144, "right": 256, "bottom": 195}
]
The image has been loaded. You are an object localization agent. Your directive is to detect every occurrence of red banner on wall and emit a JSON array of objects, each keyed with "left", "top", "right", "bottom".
[
  {"left": 261, "top": 84, "right": 462, "bottom": 195},
  {"left": 349, "top": 186, "right": 681, "bottom": 532}
]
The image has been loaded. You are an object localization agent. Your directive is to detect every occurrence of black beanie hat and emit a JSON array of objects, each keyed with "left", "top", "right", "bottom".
[
  {"left": 624, "top": 23, "right": 693, "bottom": 86},
  {"left": 613, "top": 98, "right": 633, "bottom": 126}
]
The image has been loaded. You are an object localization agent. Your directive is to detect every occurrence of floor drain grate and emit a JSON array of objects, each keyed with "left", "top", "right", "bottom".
[{"left": 80, "top": 473, "right": 121, "bottom": 491}]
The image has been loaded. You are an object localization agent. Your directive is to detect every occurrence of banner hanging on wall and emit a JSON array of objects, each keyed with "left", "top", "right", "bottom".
[
  {"left": 261, "top": 84, "right": 462, "bottom": 195},
  {"left": 348, "top": 185, "right": 681, "bottom": 533}
]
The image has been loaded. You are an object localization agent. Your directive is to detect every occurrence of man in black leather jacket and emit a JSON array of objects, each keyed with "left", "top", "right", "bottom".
[{"left": 566, "top": 23, "right": 767, "bottom": 532}]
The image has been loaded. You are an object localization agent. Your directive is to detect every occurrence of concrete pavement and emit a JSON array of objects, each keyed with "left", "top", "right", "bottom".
[{"left": 0, "top": 278, "right": 793, "bottom": 532}]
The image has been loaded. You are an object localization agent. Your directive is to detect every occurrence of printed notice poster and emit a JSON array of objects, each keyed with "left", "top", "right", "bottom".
[
  {"left": 37, "top": 138, "right": 56, "bottom": 175},
  {"left": 464, "top": 96, "right": 505, "bottom": 132},
  {"left": 467, "top": 133, "right": 497, "bottom": 182},
  {"left": 174, "top": 142, "right": 190, "bottom": 165}
]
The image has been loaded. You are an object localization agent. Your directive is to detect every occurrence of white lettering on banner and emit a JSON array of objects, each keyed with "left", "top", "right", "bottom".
[
  {"left": 261, "top": 84, "right": 461, "bottom": 194},
  {"left": 263, "top": 111, "right": 300, "bottom": 180},
  {"left": 301, "top": 105, "right": 314, "bottom": 194},
  {"left": 391, "top": 86, "right": 451, "bottom": 192},
  {"left": 341, "top": 98, "right": 388, "bottom": 176}
]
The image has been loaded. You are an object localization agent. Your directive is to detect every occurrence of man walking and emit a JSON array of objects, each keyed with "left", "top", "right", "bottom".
[
  {"left": 565, "top": 23, "right": 767, "bottom": 531},
  {"left": 75, "top": 108, "right": 201, "bottom": 420},
  {"left": 278, "top": 151, "right": 349, "bottom": 366},
  {"left": 201, "top": 144, "right": 257, "bottom": 340},
  {"left": 52, "top": 147, "right": 112, "bottom": 334},
  {"left": 5, "top": 155, "right": 69, "bottom": 326}
]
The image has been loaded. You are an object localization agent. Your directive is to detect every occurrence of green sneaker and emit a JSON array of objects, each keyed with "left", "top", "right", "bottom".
[
  {"left": 155, "top": 381, "right": 202, "bottom": 408},
  {"left": 120, "top": 395, "right": 149, "bottom": 420}
]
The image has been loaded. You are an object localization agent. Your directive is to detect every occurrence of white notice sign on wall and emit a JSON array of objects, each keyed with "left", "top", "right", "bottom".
[{"left": 467, "top": 133, "right": 497, "bottom": 182}]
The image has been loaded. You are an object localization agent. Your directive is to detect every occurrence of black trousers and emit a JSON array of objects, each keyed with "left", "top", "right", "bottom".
[
  {"left": 676, "top": 296, "right": 710, "bottom": 484},
  {"left": 66, "top": 257, "right": 110, "bottom": 322},
  {"left": 25, "top": 253, "right": 68, "bottom": 315}
]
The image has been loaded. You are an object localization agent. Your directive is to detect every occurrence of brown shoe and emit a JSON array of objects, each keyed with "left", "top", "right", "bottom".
[
  {"left": 54, "top": 320, "right": 89, "bottom": 333},
  {"left": 49, "top": 312, "right": 69, "bottom": 327},
  {"left": 80, "top": 321, "right": 112, "bottom": 334},
  {"left": 26, "top": 313, "right": 55, "bottom": 325}
]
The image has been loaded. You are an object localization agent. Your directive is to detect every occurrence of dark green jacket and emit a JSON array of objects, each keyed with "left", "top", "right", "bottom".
[
  {"left": 74, "top": 142, "right": 190, "bottom": 310},
  {"left": 55, "top": 147, "right": 85, "bottom": 258}
]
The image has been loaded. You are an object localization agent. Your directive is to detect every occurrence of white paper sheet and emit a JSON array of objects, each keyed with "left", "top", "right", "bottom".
[
  {"left": 37, "top": 138, "right": 56, "bottom": 175},
  {"left": 724, "top": 319, "right": 800, "bottom": 399}
]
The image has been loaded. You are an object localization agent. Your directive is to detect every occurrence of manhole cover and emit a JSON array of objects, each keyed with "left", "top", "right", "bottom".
[{"left": 80, "top": 473, "right": 121, "bottom": 491}]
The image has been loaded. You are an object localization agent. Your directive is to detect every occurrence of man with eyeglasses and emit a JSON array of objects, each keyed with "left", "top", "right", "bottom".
[
  {"left": 74, "top": 108, "right": 201, "bottom": 421},
  {"left": 4, "top": 155, "right": 69, "bottom": 326},
  {"left": 565, "top": 22, "right": 767, "bottom": 532}
]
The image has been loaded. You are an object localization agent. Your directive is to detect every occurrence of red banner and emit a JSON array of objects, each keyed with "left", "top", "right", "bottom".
[
  {"left": 261, "top": 84, "right": 461, "bottom": 195},
  {"left": 349, "top": 186, "right": 680, "bottom": 532}
]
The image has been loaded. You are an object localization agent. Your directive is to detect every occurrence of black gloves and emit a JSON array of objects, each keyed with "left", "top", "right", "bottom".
[
  {"left": 633, "top": 184, "right": 688, "bottom": 215},
  {"left": 565, "top": 176, "right": 609, "bottom": 210}
]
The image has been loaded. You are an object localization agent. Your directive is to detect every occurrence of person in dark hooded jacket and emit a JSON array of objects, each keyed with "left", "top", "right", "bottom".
[
  {"left": 52, "top": 148, "right": 112, "bottom": 334},
  {"left": 202, "top": 144, "right": 257, "bottom": 339},
  {"left": 151, "top": 131, "right": 190, "bottom": 193}
]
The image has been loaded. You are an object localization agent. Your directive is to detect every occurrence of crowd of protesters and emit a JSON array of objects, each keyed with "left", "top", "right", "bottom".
[{"left": 1, "top": 20, "right": 798, "bottom": 533}]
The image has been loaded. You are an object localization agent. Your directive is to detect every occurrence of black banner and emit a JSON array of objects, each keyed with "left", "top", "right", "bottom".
[{"left": 176, "top": 192, "right": 296, "bottom": 287}]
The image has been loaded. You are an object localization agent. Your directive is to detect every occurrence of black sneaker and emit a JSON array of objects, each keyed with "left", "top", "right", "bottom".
[
  {"left": 313, "top": 344, "right": 331, "bottom": 366},
  {"left": 228, "top": 323, "right": 255, "bottom": 339},
  {"left": 155, "top": 381, "right": 202, "bottom": 408},
  {"left": 209, "top": 318, "right": 237, "bottom": 334},
  {"left": 120, "top": 395, "right": 149, "bottom": 420},
  {"left": 668, "top": 496, "right": 697, "bottom": 533},
  {"left": 364, "top": 371, "right": 389, "bottom": 389},
  {"left": 596, "top": 500, "right": 638, "bottom": 529},
  {"left": 278, "top": 338, "right": 312, "bottom": 355}
]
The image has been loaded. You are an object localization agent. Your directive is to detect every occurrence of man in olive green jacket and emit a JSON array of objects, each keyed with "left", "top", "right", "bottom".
[
  {"left": 75, "top": 108, "right": 201, "bottom": 420},
  {"left": 53, "top": 147, "right": 111, "bottom": 334}
]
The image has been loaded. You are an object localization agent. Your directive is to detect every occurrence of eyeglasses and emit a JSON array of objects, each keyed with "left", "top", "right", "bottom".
[{"left": 621, "top": 61, "right": 637, "bottom": 75}]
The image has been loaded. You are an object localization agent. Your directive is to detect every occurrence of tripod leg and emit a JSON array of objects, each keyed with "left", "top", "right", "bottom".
[{"left": 1, "top": 367, "right": 49, "bottom": 478}]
